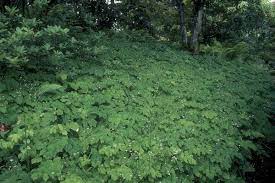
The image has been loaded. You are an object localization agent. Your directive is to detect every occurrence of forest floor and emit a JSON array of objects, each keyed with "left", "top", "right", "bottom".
[{"left": 0, "top": 32, "right": 274, "bottom": 182}]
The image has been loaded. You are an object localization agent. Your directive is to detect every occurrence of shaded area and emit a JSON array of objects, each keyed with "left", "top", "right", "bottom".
[{"left": 246, "top": 142, "right": 275, "bottom": 182}]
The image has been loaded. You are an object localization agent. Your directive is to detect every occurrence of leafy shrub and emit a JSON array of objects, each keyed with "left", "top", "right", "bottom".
[
  {"left": 201, "top": 40, "right": 250, "bottom": 61},
  {"left": 0, "top": 7, "right": 67, "bottom": 66},
  {"left": 0, "top": 34, "right": 272, "bottom": 182},
  {"left": 0, "top": 6, "right": 94, "bottom": 67},
  {"left": 45, "top": 3, "right": 96, "bottom": 31}
]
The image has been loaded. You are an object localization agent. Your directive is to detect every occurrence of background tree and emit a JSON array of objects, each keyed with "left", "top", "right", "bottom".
[
  {"left": 175, "top": 0, "right": 188, "bottom": 46},
  {"left": 0, "top": 0, "right": 273, "bottom": 53}
]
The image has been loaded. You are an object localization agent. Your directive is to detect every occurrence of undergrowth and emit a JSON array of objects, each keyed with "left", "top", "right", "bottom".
[{"left": 0, "top": 32, "right": 273, "bottom": 182}]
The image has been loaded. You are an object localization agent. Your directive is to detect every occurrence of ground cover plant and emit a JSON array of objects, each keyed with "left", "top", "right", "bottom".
[{"left": 0, "top": 32, "right": 273, "bottom": 182}]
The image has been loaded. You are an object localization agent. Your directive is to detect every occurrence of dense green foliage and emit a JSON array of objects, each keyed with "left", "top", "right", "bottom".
[
  {"left": 0, "top": 6, "right": 94, "bottom": 67},
  {"left": 260, "top": 2, "right": 275, "bottom": 67},
  {"left": 0, "top": 33, "right": 273, "bottom": 182},
  {"left": 0, "top": 0, "right": 274, "bottom": 182},
  {"left": 1, "top": 0, "right": 272, "bottom": 50}
]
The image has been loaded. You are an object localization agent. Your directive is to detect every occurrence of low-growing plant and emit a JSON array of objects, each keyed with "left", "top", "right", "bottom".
[{"left": 0, "top": 34, "right": 273, "bottom": 182}]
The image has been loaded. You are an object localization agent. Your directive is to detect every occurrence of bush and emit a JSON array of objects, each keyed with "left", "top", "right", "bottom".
[
  {"left": 200, "top": 40, "right": 250, "bottom": 61},
  {"left": 0, "top": 7, "right": 67, "bottom": 66},
  {"left": 0, "top": 6, "right": 94, "bottom": 68}
]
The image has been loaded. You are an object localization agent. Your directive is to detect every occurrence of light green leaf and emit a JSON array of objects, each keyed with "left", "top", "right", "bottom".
[{"left": 37, "top": 83, "right": 64, "bottom": 96}]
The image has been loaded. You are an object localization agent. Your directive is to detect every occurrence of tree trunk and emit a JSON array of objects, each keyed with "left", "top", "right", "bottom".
[
  {"left": 21, "top": 0, "right": 27, "bottom": 16},
  {"left": 110, "top": 0, "right": 116, "bottom": 20},
  {"left": 111, "top": 0, "right": 115, "bottom": 5},
  {"left": 175, "top": 0, "right": 188, "bottom": 47},
  {"left": 190, "top": 0, "right": 205, "bottom": 53}
]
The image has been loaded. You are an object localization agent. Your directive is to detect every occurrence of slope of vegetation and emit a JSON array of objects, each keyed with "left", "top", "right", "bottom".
[
  {"left": 1, "top": 0, "right": 275, "bottom": 182},
  {"left": 0, "top": 32, "right": 273, "bottom": 182}
]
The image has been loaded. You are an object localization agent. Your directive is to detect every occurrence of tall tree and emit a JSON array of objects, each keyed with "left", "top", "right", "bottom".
[
  {"left": 175, "top": 0, "right": 188, "bottom": 47},
  {"left": 190, "top": 0, "right": 205, "bottom": 53}
]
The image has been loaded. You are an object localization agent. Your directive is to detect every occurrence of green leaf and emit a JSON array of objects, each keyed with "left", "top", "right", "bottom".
[
  {"left": 31, "top": 157, "right": 43, "bottom": 164},
  {"left": 66, "top": 122, "right": 80, "bottom": 132},
  {"left": 179, "top": 152, "right": 197, "bottom": 165},
  {"left": 202, "top": 110, "right": 218, "bottom": 119},
  {"left": 61, "top": 175, "right": 84, "bottom": 183},
  {"left": 56, "top": 72, "right": 68, "bottom": 82},
  {"left": 0, "top": 105, "right": 7, "bottom": 114},
  {"left": 109, "top": 165, "right": 133, "bottom": 181},
  {"left": 40, "top": 137, "right": 68, "bottom": 159},
  {"left": 0, "top": 83, "right": 6, "bottom": 93},
  {"left": 31, "top": 158, "right": 63, "bottom": 181},
  {"left": 37, "top": 83, "right": 64, "bottom": 96}
]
